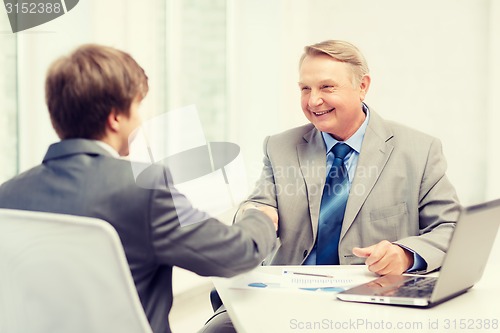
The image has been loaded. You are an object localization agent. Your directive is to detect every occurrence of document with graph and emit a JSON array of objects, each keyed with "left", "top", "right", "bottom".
[{"left": 226, "top": 266, "right": 377, "bottom": 293}]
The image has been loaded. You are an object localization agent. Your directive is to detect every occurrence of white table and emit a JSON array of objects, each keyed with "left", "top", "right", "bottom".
[{"left": 213, "top": 237, "right": 500, "bottom": 333}]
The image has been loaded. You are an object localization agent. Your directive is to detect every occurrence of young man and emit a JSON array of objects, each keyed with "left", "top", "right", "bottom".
[{"left": 0, "top": 44, "right": 278, "bottom": 333}]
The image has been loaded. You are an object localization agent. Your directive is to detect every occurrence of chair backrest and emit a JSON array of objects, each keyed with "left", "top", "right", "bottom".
[{"left": 0, "top": 209, "right": 153, "bottom": 333}]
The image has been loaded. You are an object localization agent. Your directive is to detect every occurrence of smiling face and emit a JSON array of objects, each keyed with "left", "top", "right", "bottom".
[{"left": 298, "top": 54, "right": 370, "bottom": 141}]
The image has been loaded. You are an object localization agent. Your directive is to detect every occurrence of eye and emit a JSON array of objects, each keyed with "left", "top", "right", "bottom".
[
  {"left": 300, "top": 86, "right": 311, "bottom": 92},
  {"left": 321, "top": 85, "right": 335, "bottom": 91}
]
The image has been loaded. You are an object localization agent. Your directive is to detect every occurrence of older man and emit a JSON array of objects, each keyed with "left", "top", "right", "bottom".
[
  {"left": 203, "top": 39, "right": 460, "bottom": 332},
  {"left": 242, "top": 39, "right": 460, "bottom": 273}
]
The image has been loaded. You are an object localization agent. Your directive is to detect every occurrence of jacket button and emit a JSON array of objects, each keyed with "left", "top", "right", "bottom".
[{"left": 303, "top": 250, "right": 308, "bottom": 258}]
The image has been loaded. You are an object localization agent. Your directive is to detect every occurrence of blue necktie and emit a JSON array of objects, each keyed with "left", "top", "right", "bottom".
[{"left": 316, "top": 143, "right": 352, "bottom": 265}]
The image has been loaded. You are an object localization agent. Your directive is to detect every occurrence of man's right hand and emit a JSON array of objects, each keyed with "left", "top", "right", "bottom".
[
  {"left": 257, "top": 206, "right": 278, "bottom": 231},
  {"left": 352, "top": 240, "right": 414, "bottom": 275}
]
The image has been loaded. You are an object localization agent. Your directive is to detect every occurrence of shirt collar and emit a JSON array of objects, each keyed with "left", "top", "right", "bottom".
[
  {"left": 93, "top": 140, "right": 120, "bottom": 158},
  {"left": 321, "top": 103, "right": 370, "bottom": 154}
]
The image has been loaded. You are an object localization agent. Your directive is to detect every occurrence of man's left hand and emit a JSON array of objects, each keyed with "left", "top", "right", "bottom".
[{"left": 352, "top": 240, "right": 414, "bottom": 275}]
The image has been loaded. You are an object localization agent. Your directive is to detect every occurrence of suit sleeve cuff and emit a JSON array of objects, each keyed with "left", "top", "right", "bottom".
[{"left": 396, "top": 244, "right": 428, "bottom": 273}]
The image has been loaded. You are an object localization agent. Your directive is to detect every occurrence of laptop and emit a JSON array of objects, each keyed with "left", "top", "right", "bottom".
[{"left": 336, "top": 198, "right": 500, "bottom": 307}]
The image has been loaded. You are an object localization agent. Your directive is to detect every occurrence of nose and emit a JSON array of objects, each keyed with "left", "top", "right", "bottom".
[{"left": 308, "top": 90, "right": 323, "bottom": 108}]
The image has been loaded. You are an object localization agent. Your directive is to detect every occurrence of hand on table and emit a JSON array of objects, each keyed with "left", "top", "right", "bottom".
[{"left": 352, "top": 240, "right": 414, "bottom": 275}]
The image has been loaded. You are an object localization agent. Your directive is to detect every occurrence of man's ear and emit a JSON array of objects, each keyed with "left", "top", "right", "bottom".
[
  {"left": 359, "top": 74, "right": 371, "bottom": 102},
  {"left": 107, "top": 109, "right": 120, "bottom": 132}
]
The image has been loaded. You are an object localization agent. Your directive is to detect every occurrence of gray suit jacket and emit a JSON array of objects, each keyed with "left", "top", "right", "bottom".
[
  {"left": 0, "top": 139, "right": 276, "bottom": 333},
  {"left": 238, "top": 110, "right": 460, "bottom": 272}
]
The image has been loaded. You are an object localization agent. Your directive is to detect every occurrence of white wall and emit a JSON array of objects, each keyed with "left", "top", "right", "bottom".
[
  {"left": 486, "top": 0, "right": 500, "bottom": 200},
  {"left": 228, "top": 0, "right": 499, "bottom": 205}
]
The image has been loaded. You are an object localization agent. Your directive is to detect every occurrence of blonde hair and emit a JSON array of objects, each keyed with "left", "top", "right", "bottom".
[{"left": 300, "top": 40, "right": 369, "bottom": 86}]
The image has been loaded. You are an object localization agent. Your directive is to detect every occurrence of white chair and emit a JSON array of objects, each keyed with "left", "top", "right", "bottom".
[{"left": 0, "top": 209, "right": 153, "bottom": 333}]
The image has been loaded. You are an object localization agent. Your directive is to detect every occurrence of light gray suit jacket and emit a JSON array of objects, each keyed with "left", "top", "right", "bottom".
[
  {"left": 237, "top": 110, "right": 460, "bottom": 272},
  {"left": 0, "top": 139, "right": 276, "bottom": 333}
]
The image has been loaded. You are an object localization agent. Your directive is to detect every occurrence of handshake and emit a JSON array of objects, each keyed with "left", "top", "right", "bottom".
[{"left": 242, "top": 204, "right": 279, "bottom": 231}]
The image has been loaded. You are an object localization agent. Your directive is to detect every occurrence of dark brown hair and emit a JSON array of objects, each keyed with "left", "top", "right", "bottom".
[{"left": 45, "top": 44, "right": 149, "bottom": 139}]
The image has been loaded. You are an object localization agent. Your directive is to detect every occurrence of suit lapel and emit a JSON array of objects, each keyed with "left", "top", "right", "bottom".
[
  {"left": 297, "top": 127, "right": 326, "bottom": 238},
  {"left": 341, "top": 111, "right": 394, "bottom": 239}
]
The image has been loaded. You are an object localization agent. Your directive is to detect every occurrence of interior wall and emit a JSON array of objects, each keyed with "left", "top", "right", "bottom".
[{"left": 486, "top": 0, "right": 500, "bottom": 200}]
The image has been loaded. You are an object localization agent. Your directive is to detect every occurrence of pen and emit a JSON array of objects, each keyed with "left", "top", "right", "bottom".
[{"left": 283, "top": 270, "right": 335, "bottom": 278}]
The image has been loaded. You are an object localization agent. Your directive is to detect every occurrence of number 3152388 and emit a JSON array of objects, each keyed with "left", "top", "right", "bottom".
[{"left": 5, "top": 2, "right": 62, "bottom": 14}]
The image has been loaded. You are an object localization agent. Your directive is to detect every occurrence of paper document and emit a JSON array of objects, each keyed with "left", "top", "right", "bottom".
[
  {"left": 227, "top": 266, "right": 376, "bottom": 293},
  {"left": 282, "top": 269, "right": 355, "bottom": 289}
]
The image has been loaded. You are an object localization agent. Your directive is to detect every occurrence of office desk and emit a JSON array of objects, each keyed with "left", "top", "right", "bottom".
[{"left": 213, "top": 237, "right": 500, "bottom": 333}]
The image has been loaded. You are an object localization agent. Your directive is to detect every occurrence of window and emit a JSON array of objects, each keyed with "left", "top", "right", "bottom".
[{"left": 165, "top": 0, "right": 227, "bottom": 142}]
